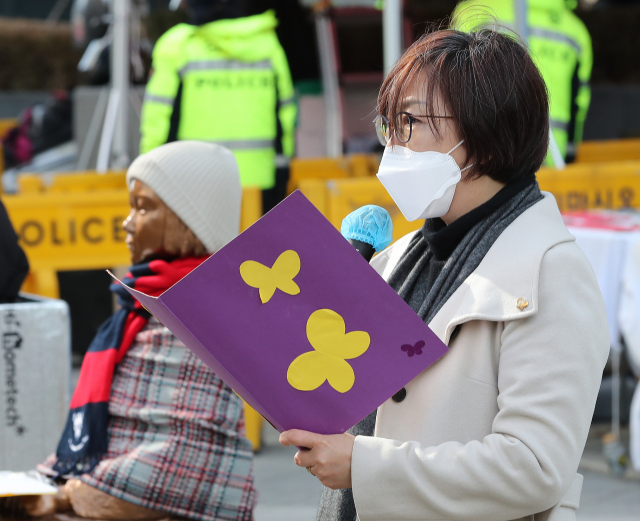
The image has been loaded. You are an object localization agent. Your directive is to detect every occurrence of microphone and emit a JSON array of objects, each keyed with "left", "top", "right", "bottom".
[{"left": 341, "top": 205, "right": 393, "bottom": 262}]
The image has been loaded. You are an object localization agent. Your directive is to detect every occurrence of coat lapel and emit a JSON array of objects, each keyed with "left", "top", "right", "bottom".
[{"left": 428, "top": 193, "right": 575, "bottom": 343}]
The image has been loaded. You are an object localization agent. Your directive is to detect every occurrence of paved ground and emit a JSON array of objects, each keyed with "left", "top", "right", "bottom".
[
  {"left": 253, "top": 425, "right": 323, "bottom": 521},
  {"left": 578, "top": 470, "right": 640, "bottom": 521},
  {"left": 577, "top": 424, "right": 640, "bottom": 520},
  {"left": 252, "top": 423, "right": 640, "bottom": 521}
]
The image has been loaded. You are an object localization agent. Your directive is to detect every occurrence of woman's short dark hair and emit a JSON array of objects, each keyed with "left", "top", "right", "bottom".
[{"left": 378, "top": 28, "right": 549, "bottom": 183}]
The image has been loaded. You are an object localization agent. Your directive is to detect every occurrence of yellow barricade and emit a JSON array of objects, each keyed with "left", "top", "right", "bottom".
[
  {"left": 6, "top": 189, "right": 132, "bottom": 296},
  {"left": 299, "top": 177, "right": 422, "bottom": 242},
  {"left": 4, "top": 171, "right": 260, "bottom": 267},
  {"left": 0, "top": 118, "right": 17, "bottom": 137},
  {"left": 537, "top": 161, "right": 640, "bottom": 211},
  {"left": 2, "top": 170, "right": 264, "bottom": 450},
  {"left": 23, "top": 171, "right": 128, "bottom": 193},
  {"left": 299, "top": 160, "right": 640, "bottom": 246},
  {"left": 576, "top": 138, "right": 640, "bottom": 164},
  {"left": 0, "top": 119, "right": 18, "bottom": 177},
  {"left": 4, "top": 188, "right": 262, "bottom": 294},
  {"left": 288, "top": 154, "right": 378, "bottom": 194},
  {"left": 289, "top": 141, "right": 640, "bottom": 196},
  {"left": 10, "top": 160, "right": 640, "bottom": 292}
]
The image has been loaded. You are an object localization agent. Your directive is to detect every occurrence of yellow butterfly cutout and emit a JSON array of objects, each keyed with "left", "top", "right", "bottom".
[
  {"left": 240, "top": 250, "right": 301, "bottom": 304},
  {"left": 287, "top": 309, "right": 370, "bottom": 393}
]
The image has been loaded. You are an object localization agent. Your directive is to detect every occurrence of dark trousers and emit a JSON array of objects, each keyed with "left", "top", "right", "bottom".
[{"left": 261, "top": 166, "right": 290, "bottom": 215}]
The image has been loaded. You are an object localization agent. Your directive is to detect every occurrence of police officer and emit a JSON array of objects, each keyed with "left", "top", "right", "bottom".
[
  {"left": 454, "top": 0, "right": 592, "bottom": 163},
  {"left": 140, "top": 0, "right": 297, "bottom": 212}
]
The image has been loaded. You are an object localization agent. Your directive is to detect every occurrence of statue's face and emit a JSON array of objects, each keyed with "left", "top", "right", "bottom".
[
  {"left": 123, "top": 180, "right": 169, "bottom": 265},
  {"left": 123, "top": 180, "right": 207, "bottom": 265}
]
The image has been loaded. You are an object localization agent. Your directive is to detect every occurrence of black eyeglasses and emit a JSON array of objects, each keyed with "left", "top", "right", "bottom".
[{"left": 374, "top": 112, "right": 454, "bottom": 146}]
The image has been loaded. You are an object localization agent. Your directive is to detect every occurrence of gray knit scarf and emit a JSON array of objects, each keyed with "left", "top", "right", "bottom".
[{"left": 316, "top": 180, "right": 543, "bottom": 521}]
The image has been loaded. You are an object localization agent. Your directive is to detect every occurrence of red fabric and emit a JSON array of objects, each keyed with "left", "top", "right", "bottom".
[
  {"left": 117, "top": 257, "right": 208, "bottom": 349},
  {"left": 74, "top": 256, "right": 209, "bottom": 407},
  {"left": 562, "top": 211, "right": 640, "bottom": 231},
  {"left": 116, "top": 314, "right": 148, "bottom": 363},
  {"left": 70, "top": 350, "right": 118, "bottom": 407}
]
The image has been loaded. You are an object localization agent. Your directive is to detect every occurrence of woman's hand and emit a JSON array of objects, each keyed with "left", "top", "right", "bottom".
[{"left": 279, "top": 430, "right": 355, "bottom": 490}]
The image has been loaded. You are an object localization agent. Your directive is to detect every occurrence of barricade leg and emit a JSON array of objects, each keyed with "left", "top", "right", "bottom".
[
  {"left": 22, "top": 269, "right": 60, "bottom": 299},
  {"left": 243, "top": 401, "right": 263, "bottom": 452}
]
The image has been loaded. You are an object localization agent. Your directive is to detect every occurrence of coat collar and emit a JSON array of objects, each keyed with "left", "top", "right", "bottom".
[
  {"left": 373, "top": 193, "right": 575, "bottom": 344},
  {"left": 429, "top": 193, "right": 575, "bottom": 343}
]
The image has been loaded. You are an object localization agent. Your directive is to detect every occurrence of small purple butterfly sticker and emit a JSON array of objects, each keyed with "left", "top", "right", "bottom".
[{"left": 401, "top": 340, "right": 425, "bottom": 357}]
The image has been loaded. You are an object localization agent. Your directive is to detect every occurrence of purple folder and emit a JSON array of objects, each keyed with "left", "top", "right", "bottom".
[{"left": 112, "top": 191, "right": 448, "bottom": 435}]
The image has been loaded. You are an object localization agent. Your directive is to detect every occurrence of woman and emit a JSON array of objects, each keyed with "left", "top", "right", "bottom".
[
  {"left": 280, "top": 28, "right": 609, "bottom": 521},
  {"left": 14, "top": 141, "right": 256, "bottom": 521}
]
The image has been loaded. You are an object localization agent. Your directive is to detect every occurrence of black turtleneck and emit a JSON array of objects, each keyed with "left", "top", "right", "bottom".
[
  {"left": 423, "top": 176, "right": 537, "bottom": 262},
  {"left": 407, "top": 176, "right": 536, "bottom": 298}
]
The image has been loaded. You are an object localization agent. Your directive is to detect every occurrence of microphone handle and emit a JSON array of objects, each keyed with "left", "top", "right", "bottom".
[{"left": 349, "top": 239, "right": 375, "bottom": 262}]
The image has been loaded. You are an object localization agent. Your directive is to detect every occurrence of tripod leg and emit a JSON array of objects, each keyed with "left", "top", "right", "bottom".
[
  {"left": 77, "top": 88, "right": 109, "bottom": 171},
  {"left": 96, "top": 90, "right": 121, "bottom": 173}
]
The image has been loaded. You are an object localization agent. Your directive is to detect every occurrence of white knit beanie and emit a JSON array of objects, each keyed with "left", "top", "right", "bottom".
[{"left": 126, "top": 141, "right": 242, "bottom": 253}]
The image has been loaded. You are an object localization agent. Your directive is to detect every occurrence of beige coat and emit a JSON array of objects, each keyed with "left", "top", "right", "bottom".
[{"left": 351, "top": 193, "right": 610, "bottom": 521}]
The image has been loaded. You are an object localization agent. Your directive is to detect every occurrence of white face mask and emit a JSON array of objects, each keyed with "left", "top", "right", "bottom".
[{"left": 376, "top": 141, "right": 472, "bottom": 221}]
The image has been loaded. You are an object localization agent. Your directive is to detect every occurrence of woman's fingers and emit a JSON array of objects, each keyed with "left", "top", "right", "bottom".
[
  {"left": 280, "top": 430, "right": 322, "bottom": 468},
  {"left": 280, "top": 430, "right": 356, "bottom": 489},
  {"left": 279, "top": 429, "right": 322, "bottom": 449},
  {"left": 294, "top": 449, "right": 316, "bottom": 469}
]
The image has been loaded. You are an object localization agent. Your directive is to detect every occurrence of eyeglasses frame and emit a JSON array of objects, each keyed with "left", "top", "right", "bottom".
[{"left": 374, "top": 112, "right": 454, "bottom": 146}]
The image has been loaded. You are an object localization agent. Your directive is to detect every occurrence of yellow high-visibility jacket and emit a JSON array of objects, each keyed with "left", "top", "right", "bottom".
[
  {"left": 140, "top": 10, "right": 296, "bottom": 189},
  {"left": 454, "top": 0, "right": 592, "bottom": 162}
]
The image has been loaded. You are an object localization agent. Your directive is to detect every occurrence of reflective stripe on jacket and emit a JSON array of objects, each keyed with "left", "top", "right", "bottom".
[{"left": 140, "top": 10, "right": 296, "bottom": 189}]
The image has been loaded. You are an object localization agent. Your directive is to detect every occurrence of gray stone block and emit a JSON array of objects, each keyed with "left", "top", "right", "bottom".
[{"left": 0, "top": 295, "right": 71, "bottom": 471}]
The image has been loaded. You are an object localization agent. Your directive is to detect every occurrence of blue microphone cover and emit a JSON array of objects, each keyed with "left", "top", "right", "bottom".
[{"left": 341, "top": 205, "right": 393, "bottom": 252}]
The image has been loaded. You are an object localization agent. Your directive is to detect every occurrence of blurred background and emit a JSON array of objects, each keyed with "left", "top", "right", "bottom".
[{"left": 0, "top": 1, "right": 639, "bottom": 519}]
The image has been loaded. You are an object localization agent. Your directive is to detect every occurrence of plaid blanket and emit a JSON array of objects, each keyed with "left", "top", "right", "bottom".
[{"left": 45, "top": 318, "right": 256, "bottom": 521}]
